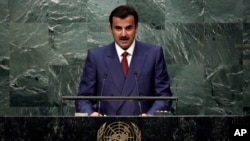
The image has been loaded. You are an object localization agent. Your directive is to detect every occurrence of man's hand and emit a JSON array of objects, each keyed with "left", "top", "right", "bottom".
[
  {"left": 140, "top": 113, "right": 148, "bottom": 116},
  {"left": 90, "top": 112, "right": 102, "bottom": 116}
]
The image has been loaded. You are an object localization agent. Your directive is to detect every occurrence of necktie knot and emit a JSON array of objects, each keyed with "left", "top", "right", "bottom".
[{"left": 122, "top": 52, "right": 129, "bottom": 57}]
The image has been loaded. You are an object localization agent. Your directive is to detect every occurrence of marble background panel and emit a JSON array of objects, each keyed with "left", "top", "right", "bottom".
[
  {"left": 243, "top": 0, "right": 250, "bottom": 23},
  {"left": 0, "top": 0, "right": 249, "bottom": 116},
  {"left": 87, "top": 0, "right": 126, "bottom": 23},
  {"left": 204, "top": 0, "right": 243, "bottom": 23},
  {"left": 0, "top": 0, "right": 9, "bottom": 23},
  {"left": 204, "top": 23, "right": 243, "bottom": 65},
  {"left": 9, "top": 0, "right": 49, "bottom": 23},
  {"left": 165, "top": 0, "right": 204, "bottom": 23},
  {"left": 204, "top": 65, "right": 245, "bottom": 115},
  {"left": 244, "top": 23, "right": 250, "bottom": 44}
]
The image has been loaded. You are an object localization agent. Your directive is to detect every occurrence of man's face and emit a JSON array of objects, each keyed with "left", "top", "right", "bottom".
[{"left": 110, "top": 15, "right": 138, "bottom": 50}]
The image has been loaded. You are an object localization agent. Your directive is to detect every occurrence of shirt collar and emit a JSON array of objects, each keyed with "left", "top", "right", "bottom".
[{"left": 115, "top": 40, "right": 135, "bottom": 56}]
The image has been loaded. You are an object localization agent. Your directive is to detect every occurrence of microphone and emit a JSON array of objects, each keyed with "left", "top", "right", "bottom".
[
  {"left": 134, "top": 72, "right": 142, "bottom": 115},
  {"left": 98, "top": 73, "right": 108, "bottom": 116}
]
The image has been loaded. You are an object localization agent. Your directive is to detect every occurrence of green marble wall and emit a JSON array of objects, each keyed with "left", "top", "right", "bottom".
[{"left": 0, "top": 0, "right": 249, "bottom": 116}]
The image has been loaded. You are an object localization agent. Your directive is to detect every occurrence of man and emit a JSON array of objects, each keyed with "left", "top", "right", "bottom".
[{"left": 75, "top": 5, "right": 172, "bottom": 116}]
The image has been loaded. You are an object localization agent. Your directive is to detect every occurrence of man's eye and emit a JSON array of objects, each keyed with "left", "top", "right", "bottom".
[
  {"left": 115, "top": 27, "right": 122, "bottom": 30},
  {"left": 126, "top": 26, "right": 133, "bottom": 30}
]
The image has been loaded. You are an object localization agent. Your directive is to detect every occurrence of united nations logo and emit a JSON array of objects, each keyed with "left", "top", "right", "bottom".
[{"left": 97, "top": 121, "right": 141, "bottom": 141}]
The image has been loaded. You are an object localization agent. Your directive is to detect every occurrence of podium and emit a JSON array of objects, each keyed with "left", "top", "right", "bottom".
[
  {"left": 2, "top": 116, "right": 250, "bottom": 140},
  {"left": 61, "top": 96, "right": 179, "bottom": 116}
]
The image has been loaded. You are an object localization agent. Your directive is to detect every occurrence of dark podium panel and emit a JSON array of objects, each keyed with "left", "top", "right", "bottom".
[{"left": 1, "top": 116, "right": 250, "bottom": 141}]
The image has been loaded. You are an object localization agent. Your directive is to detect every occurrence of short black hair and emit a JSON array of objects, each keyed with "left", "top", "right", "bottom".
[{"left": 109, "top": 5, "right": 139, "bottom": 26}]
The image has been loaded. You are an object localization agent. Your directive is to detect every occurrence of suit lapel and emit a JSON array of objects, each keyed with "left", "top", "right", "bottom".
[
  {"left": 121, "top": 54, "right": 146, "bottom": 95},
  {"left": 117, "top": 41, "right": 147, "bottom": 109},
  {"left": 104, "top": 41, "right": 148, "bottom": 111},
  {"left": 104, "top": 43, "right": 125, "bottom": 93}
]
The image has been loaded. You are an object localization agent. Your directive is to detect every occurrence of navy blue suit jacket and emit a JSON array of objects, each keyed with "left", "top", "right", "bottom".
[{"left": 75, "top": 40, "right": 172, "bottom": 116}]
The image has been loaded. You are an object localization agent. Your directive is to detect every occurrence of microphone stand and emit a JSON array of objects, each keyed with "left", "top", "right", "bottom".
[
  {"left": 134, "top": 72, "right": 142, "bottom": 114},
  {"left": 98, "top": 73, "right": 107, "bottom": 116}
]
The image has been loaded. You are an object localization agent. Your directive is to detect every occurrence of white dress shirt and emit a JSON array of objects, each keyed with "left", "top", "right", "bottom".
[{"left": 115, "top": 40, "right": 135, "bottom": 67}]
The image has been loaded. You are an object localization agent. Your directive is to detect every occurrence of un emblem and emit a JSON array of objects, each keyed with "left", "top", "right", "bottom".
[{"left": 97, "top": 121, "right": 141, "bottom": 141}]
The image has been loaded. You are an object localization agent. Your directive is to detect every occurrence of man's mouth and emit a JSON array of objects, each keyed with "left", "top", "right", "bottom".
[{"left": 120, "top": 38, "right": 129, "bottom": 42}]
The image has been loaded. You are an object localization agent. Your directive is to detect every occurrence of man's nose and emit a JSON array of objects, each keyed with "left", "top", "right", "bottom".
[{"left": 121, "top": 29, "right": 127, "bottom": 36}]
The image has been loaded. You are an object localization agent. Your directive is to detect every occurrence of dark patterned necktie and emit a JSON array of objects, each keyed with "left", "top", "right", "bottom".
[{"left": 121, "top": 52, "right": 129, "bottom": 77}]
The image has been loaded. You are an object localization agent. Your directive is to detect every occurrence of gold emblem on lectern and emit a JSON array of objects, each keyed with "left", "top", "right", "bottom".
[{"left": 97, "top": 121, "right": 141, "bottom": 141}]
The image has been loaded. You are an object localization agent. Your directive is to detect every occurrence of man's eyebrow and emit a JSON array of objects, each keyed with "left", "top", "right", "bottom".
[
  {"left": 126, "top": 25, "right": 133, "bottom": 28},
  {"left": 114, "top": 26, "right": 122, "bottom": 28}
]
